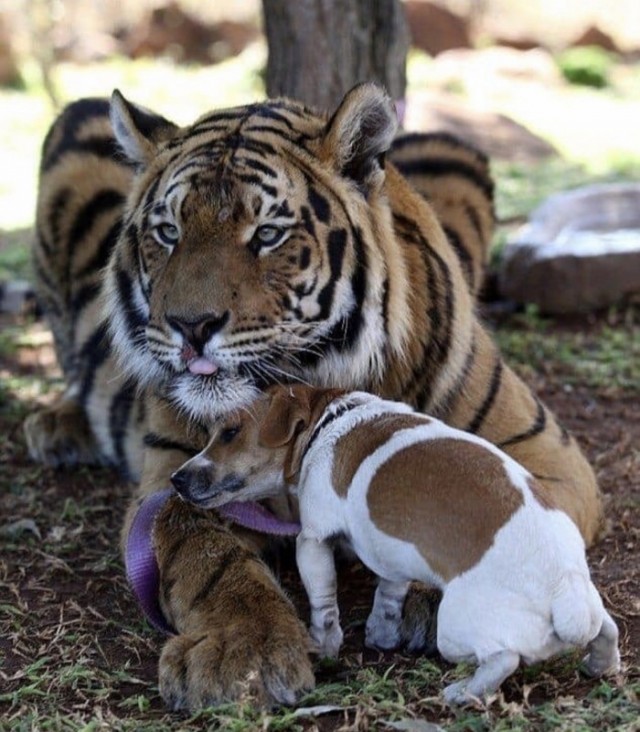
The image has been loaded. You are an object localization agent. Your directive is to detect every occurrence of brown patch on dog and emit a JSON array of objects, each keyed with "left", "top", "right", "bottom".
[
  {"left": 331, "top": 414, "right": 431, "bottom": 497},
  {"left": 367, "top": 438, "right": 524, "bottom": 581},
  {"left": 528, "top": 475, "right": 555, "bottom": 510}
]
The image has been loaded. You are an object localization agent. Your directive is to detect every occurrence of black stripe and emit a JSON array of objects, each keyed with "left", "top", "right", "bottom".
[
  {"left": 498, "top": 399, "right": 547, "bottom": 448},
  {"left": 443, "top": 225, "right": 474, "bottom": 289},
  {"left": 189, "top": 547, "right": 247, "bottom": 609},
  {"left": 252, "top": 105, "right": 298, "bottom": 130},
  {"left": 308, "top": 185, "right": 331, "bottom": 224},
  {"left": 333, "top": 225, "right": 367, "bottom": 351},
  {"left": 32, "top": 259, "right": 59, "bottom": 304},
  {"left": 300, "top": 399, "right": 361, "bottom": 468},
  {"left": 392, "top": 213, "right": 455, "bottom": 411},
  {"left": 109, "top": 379, "right": 137, "bottom": 474},
  {"left": 466, "top": 356, "right": 503, "bottom": 434},
  {"left": 242, "top": 125, "right": 310, "bottom": 150},
  {"left": 241, "top": 156, "right": 278, "bottom": 178},
  {"left": 436, "top": 328, "right": 477, "bottom": 418},
  {"left": 70, "top": 282, "right": 101, "bottom": 318},
  {"left": 465, "top": 202, "right": 487, "bottom": 239},
  {"left": 316, "top": 228, "right": 347, "bottom": 319},
  {"left": 49, "top": 187, "right": 72, "bottom": 246},
  {"left": 43, "top": 131, "right": 125, "bottom": 171},
  {"left": 116, "top": 266, "right": 147, "bottom": 336},
  {"left": 235, "top": 173, "right": 277, "bottom": 197},
  {"left": 391, "top": 131, "right": 489, "bottom": 165},
  {"left": 234, "top": 138, "right": 277, "bottom": 157},
  {"left": 161, "top": 534, "right": 194, "bottom": 584},
  {"left": 143, "top": 432, "right": 197, "bottom": 455},
  {"left": 393, "top": 157, "right": 494, "bottom": 199},
  {"left": 381, "top": 276, "right": 390, "bottom": 338},
  {"left": 416, "top": 247, "right": 454, "bottom": 410},
  {"left": 140, "top": 177, "right": 161, "bottom": 230},
  {"left": 75, "top": 219, "right": 122, "bottom": 279},
  {"left": 77, "top": 322, "right": 111, "bottom": 406},
  {"left": 67, "top": 189, "right": 125, "bottom": 256},
  {"left": 35, "top": 223, "right": 52, "bottom": 258},
  {"left": 41, "top": 98, "right": 117, "bottom": 171}
]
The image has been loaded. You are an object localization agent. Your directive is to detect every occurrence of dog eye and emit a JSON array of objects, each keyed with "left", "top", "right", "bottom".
[
  {"left": 220, "top": 426, "right": 240, "bottom": 444},
  {"left": 154, "top": 223, "right": 180, "bottom": 247}
]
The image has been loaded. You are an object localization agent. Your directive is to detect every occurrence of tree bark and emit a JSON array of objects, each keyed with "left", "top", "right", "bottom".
[{"left": 262, "top": 0, "right": 409, "bottom": 113}]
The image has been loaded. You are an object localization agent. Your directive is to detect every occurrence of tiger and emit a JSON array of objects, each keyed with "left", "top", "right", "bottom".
[{"left": 24, "top": 83, "right": 603, "bottom": 711}]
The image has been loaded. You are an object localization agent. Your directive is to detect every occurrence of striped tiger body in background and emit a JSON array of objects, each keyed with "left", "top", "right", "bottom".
[{"left": 24, "top": 84, "right": 603, "bottom": 710}]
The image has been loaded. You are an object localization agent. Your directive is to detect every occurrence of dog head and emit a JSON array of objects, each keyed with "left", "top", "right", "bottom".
[{"left": 170, "top": 384, "right": 344, "bottom": 508}]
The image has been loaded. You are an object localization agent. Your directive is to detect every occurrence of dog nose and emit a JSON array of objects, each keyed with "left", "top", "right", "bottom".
[
  {"left": 170, "top": 469, "right": 190, "bottom": 495},
  {"left": 166, "top": 311, "right": 230, "bottom": 351}
]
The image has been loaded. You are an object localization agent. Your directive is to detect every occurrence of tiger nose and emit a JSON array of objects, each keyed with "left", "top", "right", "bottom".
[{"left": 166, "top": 311, "right": 230, "bottom": 351}]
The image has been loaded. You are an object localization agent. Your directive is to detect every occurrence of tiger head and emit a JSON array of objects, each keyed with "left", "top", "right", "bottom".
[{"left": 104, "top": 84, "right": 399, "bottom": 422}]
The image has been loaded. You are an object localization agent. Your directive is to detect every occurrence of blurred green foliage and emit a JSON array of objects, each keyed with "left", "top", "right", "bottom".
[{"left": 556, "top": 46, "right": 614, "bottom": 88}]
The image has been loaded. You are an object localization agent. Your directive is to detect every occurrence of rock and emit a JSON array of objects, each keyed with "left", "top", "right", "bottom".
[
  {"left": 430, "top": 47, "right": 562, "bottom": 88},
  {"left": 570, "top": 25, "right": 620, "bottom": 54},
  {"left": 500, "top": 183, "right": 640, "bottom": 314},
  {"left": 405, "top": 91, "right": 558, "bottom": 162},
  {"left": 0, "top": 280, "right": 36, "bottom": 316},
  {"left": 404, "top": 1, "right": 471, "bottom": 56},
  {"left": 490, "top": 33, "right": 542, "bottom": 52},
  {"left": 122, "top": 2, "right": 258, "bottom": 64}
]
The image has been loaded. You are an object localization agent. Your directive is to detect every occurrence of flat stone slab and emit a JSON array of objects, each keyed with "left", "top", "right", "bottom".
[{"left": 499, "top": 183, "right": 640, "bottom": 314}]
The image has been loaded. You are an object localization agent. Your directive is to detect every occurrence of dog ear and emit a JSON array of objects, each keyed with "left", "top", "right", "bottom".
[
  {"left": 260, "top": 386, "right": 346, "bottom": 483},
  {"left": 258, "top": 387, "right": 312, "bottom": 449}
]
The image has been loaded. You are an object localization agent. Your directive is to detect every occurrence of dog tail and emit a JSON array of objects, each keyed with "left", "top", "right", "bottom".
[{"left": 551, "top": 572, "right": 603, "bottom": 646}]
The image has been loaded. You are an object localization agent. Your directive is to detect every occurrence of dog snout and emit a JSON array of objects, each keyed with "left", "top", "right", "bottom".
[{"left": 170, "top": 467, "right": 192, "bottom": 496}]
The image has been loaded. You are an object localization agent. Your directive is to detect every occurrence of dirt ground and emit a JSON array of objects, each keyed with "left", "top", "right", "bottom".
[{"left": 0, "top": 303, "right": 638, "bottom": 729}]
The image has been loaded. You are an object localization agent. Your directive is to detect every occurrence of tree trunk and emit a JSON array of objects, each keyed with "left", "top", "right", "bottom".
[{"left": 262, "top": 0, "right": 409, "bottom": 114}]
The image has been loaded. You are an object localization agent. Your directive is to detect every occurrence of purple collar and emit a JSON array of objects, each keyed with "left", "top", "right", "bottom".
[{"left": 125, "top": 490, "right": 301, "bottom": 634}]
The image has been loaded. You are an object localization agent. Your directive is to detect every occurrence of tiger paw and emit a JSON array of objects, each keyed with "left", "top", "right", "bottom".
[
  {"left": 23, "top": 399, "right": 99, "bottom": 467},
  {"left": 158, "top": 624, "right": 315, "bottom": 710},
  {"left": 399, "top": 585, "right": 441, "bottom": 654}
]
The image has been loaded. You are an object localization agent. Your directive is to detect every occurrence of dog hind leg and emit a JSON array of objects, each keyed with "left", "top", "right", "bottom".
[
  {"left": 583, "top": 611, "right": 620, "bottom": 677},
  {"left": 365, "top": 578, "right": 410, "bottom": 650},
  {"left": 443, "top": 650, "right": 520, "bottom": 705}
]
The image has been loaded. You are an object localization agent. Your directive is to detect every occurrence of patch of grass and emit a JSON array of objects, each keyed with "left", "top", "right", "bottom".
[{"left": 493, "top": 307, "right": 640, "bottom": 393}]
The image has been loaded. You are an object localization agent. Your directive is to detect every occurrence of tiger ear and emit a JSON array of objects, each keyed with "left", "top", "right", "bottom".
[
  {"left": 320, "top": 83, "right": 398, "bottom": 195},
  {"left": 110, "top": 89, "right": 178, "bottom": 165}
]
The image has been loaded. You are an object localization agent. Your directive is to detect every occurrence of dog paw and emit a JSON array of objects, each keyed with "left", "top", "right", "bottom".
[
  {"left": 442, "top": 679, "right": 476, "bottom": 706},
  {"left": 159, "top": 625, "right": 315, "bottom": 710},
  {"left": 365, "top": 612, "right": 402, "bottom": 650},
  {"left": 310, "top": 621, "right": 344, "bottom": 659},
  {"left": 583, "top": 647, "right": 621, "bottom": 678}
]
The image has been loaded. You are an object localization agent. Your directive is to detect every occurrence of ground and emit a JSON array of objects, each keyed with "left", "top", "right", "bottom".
[
  {"left": 1, "top": 9, "right": 640, "bottom": 727},
  {"left": 1, "top": 302, "right": 638, "bottom": 731}
]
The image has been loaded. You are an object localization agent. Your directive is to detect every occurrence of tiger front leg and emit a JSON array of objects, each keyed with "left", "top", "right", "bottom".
[
  {"left": 296, "top": 534, "right": 344, "bottom": 658},
  {"left": 154, "top": 497, "right": 315, "bottom": 710}
]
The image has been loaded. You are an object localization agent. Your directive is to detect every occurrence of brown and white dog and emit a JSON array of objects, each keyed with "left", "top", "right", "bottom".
[{"left": 170, "top": 385, "right": 620, "bottom": 705}]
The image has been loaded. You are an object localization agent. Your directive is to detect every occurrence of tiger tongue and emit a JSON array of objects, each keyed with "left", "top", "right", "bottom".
[{"left": 187, "top": 357, "right": 219, "bottom": 375}]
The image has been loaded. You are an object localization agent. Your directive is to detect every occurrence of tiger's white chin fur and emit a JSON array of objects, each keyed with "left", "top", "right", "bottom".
[{"left": 167, "top": 371, "right": 261, "bottom": 422}]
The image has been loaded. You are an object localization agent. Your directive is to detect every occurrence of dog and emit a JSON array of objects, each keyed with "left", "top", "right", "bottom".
[{"left": 170, "top": 384, "right": 620, "bottom": 705}]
